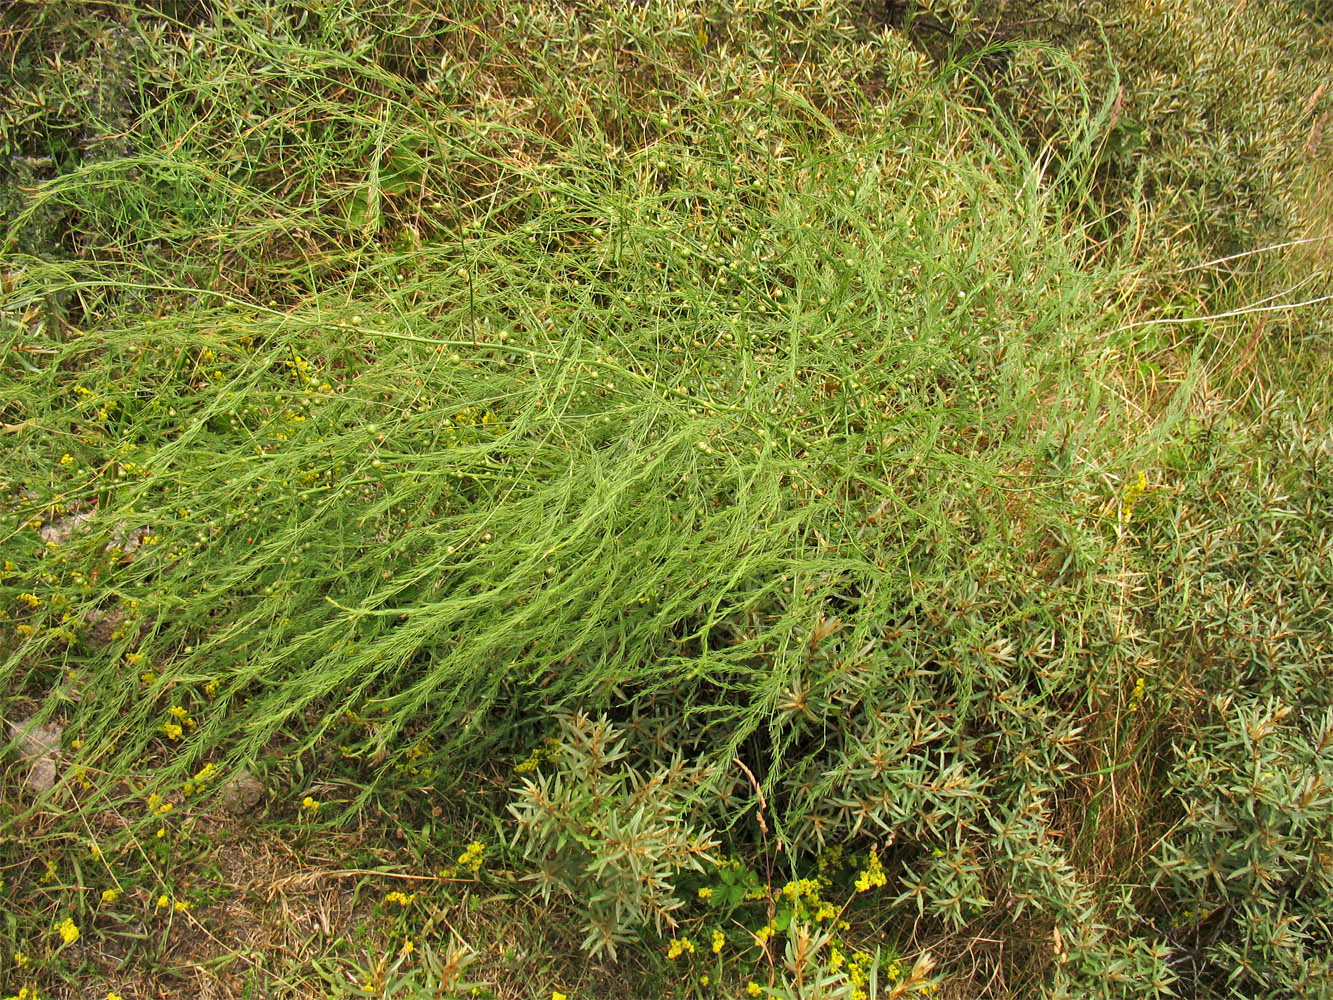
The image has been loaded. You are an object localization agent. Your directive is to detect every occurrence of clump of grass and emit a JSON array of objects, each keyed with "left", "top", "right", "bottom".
[{"left": 4, "top": 1, "right": 1142, "bottom": 793}]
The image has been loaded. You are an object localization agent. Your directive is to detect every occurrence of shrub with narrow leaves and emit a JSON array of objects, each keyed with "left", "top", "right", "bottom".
[{"left": 507, "top": 714, "right": 718, "bottom": 958}]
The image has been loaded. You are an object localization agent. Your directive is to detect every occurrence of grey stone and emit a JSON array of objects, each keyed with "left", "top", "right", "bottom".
[
  {"left": 218, "top": 769, "right": 264, "bottom": 814},
  {"left": 6, "top": 714, "right": 63, "bottom": 793}
]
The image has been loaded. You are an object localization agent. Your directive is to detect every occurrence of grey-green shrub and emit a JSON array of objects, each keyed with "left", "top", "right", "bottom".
[
  {"left": 507, "top": 713, "right": 718, "bottom": 959},
  {"left": 1152, "top": 699, "right": 1333, "bottom": 999},
  {"left": 1134, "top": 399, "right": 1333, "bottom": 999},
  {"left": 917, "top": 0, "right": 1333, "bottom": 262}
]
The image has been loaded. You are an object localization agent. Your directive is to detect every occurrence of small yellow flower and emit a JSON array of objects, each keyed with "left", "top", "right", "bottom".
[
  {"left": 108, "top": 994, "right": 126, "bottom": 1000},
  {"left": 457, "top": 840, "right": 485, "bottom": 872},
  {"left": 552, "top": 992, "right": 567, "bottom": 1000},
  {"left": 301, "top": 796, "right": 320, "bottom": 812},
  {"left": 854, "top": 847, "right": 887, "bottom": 893},
  {"left": 13, "top": 951, "right": 29, "bottom": 967},
  {"left": 101, "top": 888, "right": 121, "bottom": 903},
  {"left": 1129, "top": 675, "right": 1146, "bottom": 711},
  {"left": 747, "top": 983, "right": 763, "bottom": 997},
  {"left": 384, "top": 890, "right": 415, "bottom": 906},
  {"left": 401, "top": 938, "right": 415, "bottom": 956},
  {"left": 155, "top": 827, "right": 166, "bottom": 839},
  {"left": 156, "top": 894, "right": 170, "bottom": 910},
  {"left": 59, "top": 453, "right": 74, "bottom": 466},
  {"left": 17, "top": 593, "right": 40, "bottom": 608},
  {"left": 173, "top": 900, "right": 190, "bottom": 913},
  {"left": 162, "top": 723, "right": 183, "bottom": 740},
  {"left": 666, "top": 936, "right": 695, "bottom": 959},
  {"left": 56, "top": 917, "right": 79, "bottom": 943},
  {"left": 711, "top": 928, "right": 725, "bottom": 953},
  {"left": 697, "top": 885, "right": 713, "bottom": 901},
  {"left": 1121, "top": 470, "right": 1149, "bottom": 524}
]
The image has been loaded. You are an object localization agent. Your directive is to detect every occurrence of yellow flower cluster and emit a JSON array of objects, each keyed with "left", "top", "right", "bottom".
[
  {"left": 780, "top": 877, "right": 821, "bottom": 902},
  {"left": 1121, "top": 470, "right": 1149, "bottom": 523},
  {"left": 1129, "top": 675, "right": 1146, "bottom": 711},
  {"left": 711, "top": 928, "right": 725, "bottom": 954},
  {"left": 153, "top": 702, "right": 196, "bottom": 741},
  {"left": 55, "top": 918, "right": 79, "bottom": 944},
  {"left": 846, "top": 951, "right": 873, "bottom": 988},
  {"left": 184, "top": 763, "right": 218, "bottom": 797},
  {"left": 384, "top": 890, "right": 416, "bottom": 907},
  {"left": 854, "top": 848, "right": 886, "bottom": 893},
  {"left": 666, "top": 936, "right": 696, "bottom": 959},
  {"left": 284, "top": 352, "right": 317, "bottom": 386},
  {"left": 457, "top": 840, "right": 485, "bottom": 872},
  {"left": 513, "top": 748, "right": 545, "bottom": 773}
]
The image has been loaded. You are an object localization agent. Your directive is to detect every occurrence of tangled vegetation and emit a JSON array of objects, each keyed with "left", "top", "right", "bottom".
[{"left": 2, "top": 2, "right": 1330, "bottom": 998}]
